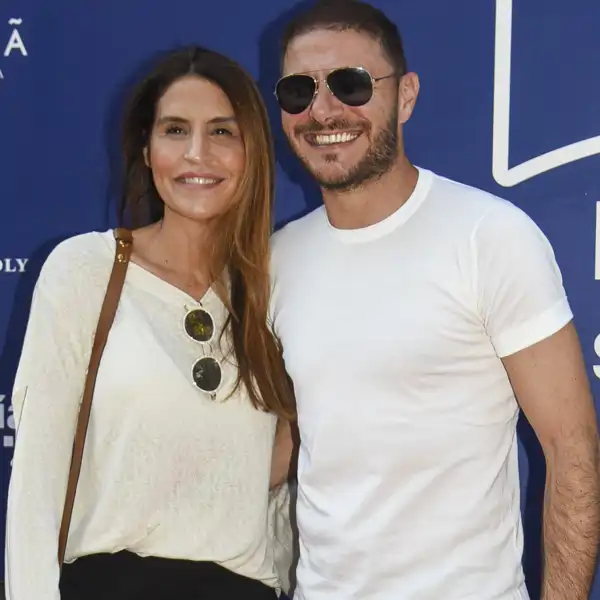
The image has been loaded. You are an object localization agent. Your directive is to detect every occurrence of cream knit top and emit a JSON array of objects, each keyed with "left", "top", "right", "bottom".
[{"left": 5, "top": 230, "right": 283, "bottom": 600}]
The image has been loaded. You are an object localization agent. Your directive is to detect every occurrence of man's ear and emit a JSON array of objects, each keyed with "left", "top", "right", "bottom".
[{"left": 397, "top": 72, "right": 420, "bottom": 125}]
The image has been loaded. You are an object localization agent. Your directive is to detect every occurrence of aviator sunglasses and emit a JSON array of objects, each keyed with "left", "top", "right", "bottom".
[
  {"left": 183, "top": 306, "right": 223, "bottom": 397},
  {"left": 274, "top": 66, "right": 396, "bottom": 115}
]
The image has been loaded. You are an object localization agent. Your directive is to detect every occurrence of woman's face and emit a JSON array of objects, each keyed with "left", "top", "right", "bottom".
[{"left": 146, "top": 75, "right": 246, "bottom": 223}]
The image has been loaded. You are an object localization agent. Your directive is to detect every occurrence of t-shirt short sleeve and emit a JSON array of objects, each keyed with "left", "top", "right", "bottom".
[{"left": 473, "top": 201, "right": 573, "bottom": 358}]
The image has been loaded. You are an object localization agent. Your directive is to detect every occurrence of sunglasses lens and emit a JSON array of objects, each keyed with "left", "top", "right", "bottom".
[
  {"left": 328, "top": 68, "right": 374, "bottom": 106},
  {"left": 276, "top": 75, "right": 316, "bottom": 114},
  {"left": 184, "top": 308, "right": 214, "bottom": 343},
  {"left": 192, "top": 356, "right": 222, "bottom": 393}
]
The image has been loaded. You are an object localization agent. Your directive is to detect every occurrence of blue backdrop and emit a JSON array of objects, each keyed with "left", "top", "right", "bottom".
[{"left": 1, "top": 0, "right": 599, "bottom": 596}]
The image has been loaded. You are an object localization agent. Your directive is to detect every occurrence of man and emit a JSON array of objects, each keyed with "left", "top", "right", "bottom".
[{"left": 268, "top": 1, "right": 600, "bottom": 599}]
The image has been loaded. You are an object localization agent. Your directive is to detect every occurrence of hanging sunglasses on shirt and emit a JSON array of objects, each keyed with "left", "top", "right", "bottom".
[
  {"left": 183, "top": 306, "right": 223, "bottom": 396},
  {"left": 274, "top": 66, "right": 397, "bottom": 115}
]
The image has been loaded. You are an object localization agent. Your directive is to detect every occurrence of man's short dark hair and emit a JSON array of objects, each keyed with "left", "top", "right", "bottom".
[{"left": 280, "top": 0, "right": 408, "bottom": 75}]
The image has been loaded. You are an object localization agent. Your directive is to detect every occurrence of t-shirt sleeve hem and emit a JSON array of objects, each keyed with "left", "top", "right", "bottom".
[{"left": 492, "top": 297, "right": 573, "bottom": 358}]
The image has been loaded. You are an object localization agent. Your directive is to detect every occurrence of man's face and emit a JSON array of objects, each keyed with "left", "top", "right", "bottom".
[{"left": 280, "top": 29, "right": 412, "bottom": 192}]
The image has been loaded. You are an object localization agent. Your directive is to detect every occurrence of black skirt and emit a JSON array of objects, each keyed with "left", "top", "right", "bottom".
[{"left": 59, "top": 551, "right": 279, "bottom": 600}]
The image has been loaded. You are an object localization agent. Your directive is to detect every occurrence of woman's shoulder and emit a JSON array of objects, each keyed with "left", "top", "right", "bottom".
[{"left": 36, "top": 229, "right": 117, "bottom": 295}]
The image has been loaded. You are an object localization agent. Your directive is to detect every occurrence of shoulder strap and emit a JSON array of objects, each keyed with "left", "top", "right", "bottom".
[{"left": 57, "top": 227, "right": 133, "bottom": 568}]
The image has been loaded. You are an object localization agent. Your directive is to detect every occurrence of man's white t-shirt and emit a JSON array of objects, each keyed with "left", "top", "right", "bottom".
[{"left": 269, "top": 168, "right": 572, "bottom": 600}]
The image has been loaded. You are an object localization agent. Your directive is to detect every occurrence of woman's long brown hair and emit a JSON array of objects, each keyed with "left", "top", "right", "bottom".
[{"left": 119, "top": 46, "right": 295, "bottom": 420}]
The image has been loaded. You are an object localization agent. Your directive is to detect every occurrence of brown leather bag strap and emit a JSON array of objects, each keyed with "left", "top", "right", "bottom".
[{"left": 57, "top": 228, "right": 133, "bottom": 569}]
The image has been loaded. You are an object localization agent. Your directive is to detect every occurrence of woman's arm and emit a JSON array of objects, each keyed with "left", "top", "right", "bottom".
[
  {"left": 269, "top": 418, "right": 298, "bottom": 489},
  {"left": 5, "top": 238, "right": 105, "bottom": 600}
]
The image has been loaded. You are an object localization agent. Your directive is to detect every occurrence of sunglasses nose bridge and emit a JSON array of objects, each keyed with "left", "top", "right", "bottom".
[
  {"left": 321, "top": 75, "right": 339, "bottom": 102},
  {"left": 309, "top": 75, "right": 346, "bottom": 119}
]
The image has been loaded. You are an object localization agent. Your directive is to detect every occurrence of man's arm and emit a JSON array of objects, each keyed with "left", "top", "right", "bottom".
[{"left": 502, "top": 322, "right": 600, "bottom": 600}]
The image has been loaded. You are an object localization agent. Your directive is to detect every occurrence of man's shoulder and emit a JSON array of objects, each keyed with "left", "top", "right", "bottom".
[
  {"left": 271, "top": 206, "right": 327, "bottom": 255},
  {"left": 429, "top": 170, "right": 512, "bottom": 214},
  {"left": 425, "top": 168, "right": 530, "bottom": 234}
]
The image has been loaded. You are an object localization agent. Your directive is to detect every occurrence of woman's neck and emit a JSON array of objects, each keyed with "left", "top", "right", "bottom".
[{"left": 132, "top": 212, "right": 216, "bottom": 300}]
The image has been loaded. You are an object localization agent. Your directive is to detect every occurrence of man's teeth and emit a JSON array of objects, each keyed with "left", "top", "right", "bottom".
[
  {"left": 180, "top": 177, "right": 219, "bottom": 184},
  {"left": 314, "top": 132, "right": 359, "bottom": 146}
]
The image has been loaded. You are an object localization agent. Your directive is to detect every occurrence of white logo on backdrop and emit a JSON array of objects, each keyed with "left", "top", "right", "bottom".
[
  {"left": 0, "top": 19, "right": 29, "bottom": 273},
  {"left": 596, "top": 203, "right": 600, "bottom": 280},
  {"left": 595, "top": 205, "right": 600, "bottom": 378},
  {"left": 0, "top": 258, "right": 28, "bottom": 274},
  {"left": 0, "top": 17, "right": 28, "bottom": 80},
  {"left": 492, "top": 0, "right": 600, "bottom": 187},
  {"left": 0, "top": 395, "right": 15, "bottom": 449},
  {"left": 494, "top": 1, "right": 600, "bottom": 379}
]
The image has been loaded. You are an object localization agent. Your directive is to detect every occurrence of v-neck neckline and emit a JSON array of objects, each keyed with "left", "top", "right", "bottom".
[{"left": 99, "top": 229, "right": 216, "bottom": 307}]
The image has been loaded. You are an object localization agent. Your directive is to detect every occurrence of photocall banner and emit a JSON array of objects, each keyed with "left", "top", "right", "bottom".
[{"left": 1, "top": 0, "right": 599, "bottom": 596}]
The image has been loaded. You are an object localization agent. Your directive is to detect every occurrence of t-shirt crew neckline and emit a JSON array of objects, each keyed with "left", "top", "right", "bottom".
[{"left": 325, "top": 167, "right": 433, "bottom": 244}]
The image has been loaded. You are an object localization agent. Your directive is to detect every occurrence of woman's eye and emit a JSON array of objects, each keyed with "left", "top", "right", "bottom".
[
  {"left": 165, "top": 125, "right": 185, "bottom": 135},
  {"left": 213, "top": 128, "right": 232, "bottom": 136}
]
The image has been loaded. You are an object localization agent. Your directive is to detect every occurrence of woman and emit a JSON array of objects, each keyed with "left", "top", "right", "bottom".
[{"left": 5, "top": 46, "right": 295, "bottom": 600}]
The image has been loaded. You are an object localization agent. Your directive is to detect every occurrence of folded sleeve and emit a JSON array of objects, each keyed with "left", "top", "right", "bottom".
[
  {"left": 5, "top": 239, "right": 106, "bottom": 600},
  {"left": 472, "top": 202, "right": 573, "bottom": 358}
]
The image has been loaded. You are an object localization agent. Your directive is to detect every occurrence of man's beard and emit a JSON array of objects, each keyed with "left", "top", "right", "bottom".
[{"left": 289, "top": 106, "right": 399, "bottom": 193}]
